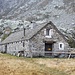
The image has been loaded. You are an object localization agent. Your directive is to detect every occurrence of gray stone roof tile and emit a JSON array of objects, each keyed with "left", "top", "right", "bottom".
[
  {"left": 1, "top": 21, "right": 67, "bottom": 44},
  {"left": 2, "top": 30, "right": 24, "bottom": 44}
]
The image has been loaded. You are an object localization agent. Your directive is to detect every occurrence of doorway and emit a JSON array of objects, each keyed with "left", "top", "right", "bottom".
[
  {"left": 45, "top": 43, "right": 53, "bottom": 56},
  {"left": 5, "top": 44, "right": 7, "bottom": 53}
]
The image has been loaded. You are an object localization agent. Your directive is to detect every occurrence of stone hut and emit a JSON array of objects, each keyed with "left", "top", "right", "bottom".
[{"left": 0, "top": 21, "right": 70, "bottom": 57}]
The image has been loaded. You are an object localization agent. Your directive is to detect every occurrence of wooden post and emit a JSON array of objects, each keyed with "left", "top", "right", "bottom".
[{"left": 68, "top": 53, "right": 71, "bottom": 59}]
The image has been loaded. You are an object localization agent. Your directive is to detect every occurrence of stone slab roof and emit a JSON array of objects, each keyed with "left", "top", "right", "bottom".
[
  {"left": 2, "top": 30, "right": 24, "bottom": 44},
  {"left": 1, "top": 21, "right": 67, "bottom": 44},
  {"left": 24, "top": 21, "right": 50, "bottom": 40}
]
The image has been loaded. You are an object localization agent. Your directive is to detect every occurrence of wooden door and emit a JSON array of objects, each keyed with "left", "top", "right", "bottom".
[
  {"left": 5, "top": 44, "right": 7, "bottom": 53},
  {"left": 45, "top": 43, "right": 52, "bottom": 56}
]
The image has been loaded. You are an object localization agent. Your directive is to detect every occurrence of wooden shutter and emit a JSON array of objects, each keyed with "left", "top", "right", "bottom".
[
  {"left": 49, "top": 29, "right": 54, "bottom": 38},
  {"left": 49, "top": 29, "right": 51, "bottom": 38},
  {"left": 44, "top": 29, "right": 46, "bottom": 35},
  {"left": 51, "top": 29, "right": 53, "bottom": 36}
]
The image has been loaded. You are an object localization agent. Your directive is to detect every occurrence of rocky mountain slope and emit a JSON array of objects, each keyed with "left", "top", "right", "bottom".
[{"left": 0, "top": 0, "right": 75, "bottom": 31}]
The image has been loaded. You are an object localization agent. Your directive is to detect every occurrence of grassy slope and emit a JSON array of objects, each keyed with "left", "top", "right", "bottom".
[{"left": 0, "top": 53, "right": 75, "bottom": 75}]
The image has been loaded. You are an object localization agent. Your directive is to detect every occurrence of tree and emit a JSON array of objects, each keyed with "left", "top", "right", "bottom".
[
  {"left": 68, "top": 37, "right": 75, "bottom": 48},
  {"left": 1, "top": 32, "right": 11, "bottom": 41},
  {"left": 67, "top": 28, "right": 75, "bottom": 48}
]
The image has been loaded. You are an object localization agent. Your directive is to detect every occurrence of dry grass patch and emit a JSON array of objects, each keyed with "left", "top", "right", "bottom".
[
  {"left": 0, "top": 53, "right": 75, "bottom": 75},
  {"left": 35, "top": 58, "right": 75, "bottom": 75}
]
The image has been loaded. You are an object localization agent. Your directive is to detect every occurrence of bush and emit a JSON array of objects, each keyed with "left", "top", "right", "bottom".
[
  {"left": 68, "top": 37, "right": 75, "bottom": 48},
  {"left": 1, "top": 32, "right": 11, "bottom": 41},
  {"left": 0, "top": 31, "right": 3, "bottom": 36}
]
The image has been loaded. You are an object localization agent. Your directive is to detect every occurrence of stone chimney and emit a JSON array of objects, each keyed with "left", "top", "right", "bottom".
[
  {"left": 24, "top": 28, "right": 26, "bottom": 36},
  {"left": 30, "top": 21, "right": 37, "bottom": 29}
]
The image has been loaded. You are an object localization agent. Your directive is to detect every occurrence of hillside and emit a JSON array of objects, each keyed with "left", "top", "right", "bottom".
[
  {"left": 0, "top": 53, "right": 75, "bottom": 75},
  {"left": 0, "top": 0, "right": 75, "bottom": 44},
  {"left": 0, "top": 0, "right": 75, "bottom": 30}
]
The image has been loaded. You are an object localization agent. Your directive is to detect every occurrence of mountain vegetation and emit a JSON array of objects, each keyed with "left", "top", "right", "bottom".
[
  {"left": 68, "top": 28, "right": 75, "bottom": 48},
  {"left": 0, "top": 0, "right": 75, "bottom": 30}
]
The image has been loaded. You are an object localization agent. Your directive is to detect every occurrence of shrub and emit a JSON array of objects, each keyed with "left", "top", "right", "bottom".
[
  {"left": 1, "top": 32, "right": 11, "bottom": 41},
  {"left": 67, "top": 37, "right": 75, "bottom": 48}
]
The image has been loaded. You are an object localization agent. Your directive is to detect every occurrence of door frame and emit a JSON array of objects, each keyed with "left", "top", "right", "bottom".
[
  {"left": 5, "top": 44, "right": 7, "bottom": 53},
  {"left": 45, "top": 42, "right": 53, "bottom": 56}
]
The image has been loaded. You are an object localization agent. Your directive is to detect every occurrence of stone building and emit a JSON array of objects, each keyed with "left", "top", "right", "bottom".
[{"left": 0, "top": 21, "right": 70, "bottom": 57}]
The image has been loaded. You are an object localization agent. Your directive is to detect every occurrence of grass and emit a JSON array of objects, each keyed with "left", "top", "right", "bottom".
[{"left": 0, "top": 53, "right": 75, "bottom": 75}]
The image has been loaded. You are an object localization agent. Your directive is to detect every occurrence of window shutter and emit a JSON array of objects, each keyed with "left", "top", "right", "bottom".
[
  {"left": 51, "top": 29, "right": 53, "bottom": 36},
  {"left": 49, "top": 29, "right": 54, "bottom": 38},
  {"left": 44, "top": 29, "right": 46, "bottom": 35},
  {"left": 49, "top": 29, "right": 51, "bottom": 38}
]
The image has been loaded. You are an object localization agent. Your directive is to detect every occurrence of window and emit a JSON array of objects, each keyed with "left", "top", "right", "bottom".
[
  {"left": 60, "top": 44, "right": 62, "bottom": 48},
  {"left": 44, "top": 28, "right": 53, "bottom": 38},
  {"left": 59, "top": 43, "right": 64, "bottom": 50},
  {"left": 46, "top": 29, "right": 50, "bottom": 36},
  {"left": 23, "top": 42, "right": 25, "bottom": 47}
]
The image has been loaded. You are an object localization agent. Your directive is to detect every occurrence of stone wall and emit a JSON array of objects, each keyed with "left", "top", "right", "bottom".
[
  {"left": 24, "top": 40, "right": 31, "bottom": 57},
  {"left": 68, "top": 48, "right": 75, "bottom": 52},
  {"left": 0, "top": 23, "right": 70, "bottom": 57},
  {"left": 1, "top": 41, "right": 25, "bottom": 55},
  {"left": 29, "top": 24, "right": 69, "bottom": 57},
  {"left": 0, "top": 45, "right": 5, "bottom": 53}
]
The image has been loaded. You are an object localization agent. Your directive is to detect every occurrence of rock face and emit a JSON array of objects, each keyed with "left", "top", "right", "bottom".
[{"left": 0, "top": 0, "right": 75, "bottom": 30}]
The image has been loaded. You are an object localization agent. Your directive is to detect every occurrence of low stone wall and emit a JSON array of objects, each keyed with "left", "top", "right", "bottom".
[{"left": 68, "top": 48, "right": 75, "bottom": 52}]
